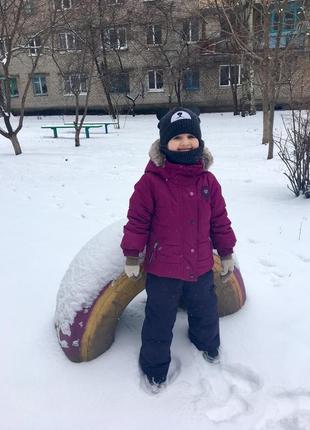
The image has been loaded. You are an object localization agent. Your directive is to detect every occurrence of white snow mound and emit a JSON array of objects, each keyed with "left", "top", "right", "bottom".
[{"left": 55, "top": 219, "right": 126, "bottom": 336}]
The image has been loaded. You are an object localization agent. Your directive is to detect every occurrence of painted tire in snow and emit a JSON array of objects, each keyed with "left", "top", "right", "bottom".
[
  {"left": 56, "top": 271, "right": 146, "bottom": 363},
  {"left": 56, "top": 255, "right": 245, "bottom": 363},
  {"left": 212, "top": 254, "right": 246, "bottom": 317}
]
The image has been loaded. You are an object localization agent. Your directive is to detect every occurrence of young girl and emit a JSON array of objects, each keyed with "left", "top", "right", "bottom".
[{"left": 121, "top": 107, "right": 236, "bottom": 391}]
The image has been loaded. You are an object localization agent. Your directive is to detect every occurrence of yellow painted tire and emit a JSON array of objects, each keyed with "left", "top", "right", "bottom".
[
  {"left": 213, "top": 254, "right": 246, "bottom": 317},
  {"left": 80, "top": 272, "right": 146, "bottom": 362}
]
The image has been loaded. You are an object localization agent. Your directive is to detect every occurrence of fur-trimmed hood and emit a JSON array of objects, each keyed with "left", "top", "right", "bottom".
[{"left": 148, "top": 139, "right": 214, "bottom": 171}]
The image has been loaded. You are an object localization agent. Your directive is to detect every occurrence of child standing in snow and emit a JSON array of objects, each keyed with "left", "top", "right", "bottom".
[{"left": 121, "top": 107, "right": 236, "bottom": 391}]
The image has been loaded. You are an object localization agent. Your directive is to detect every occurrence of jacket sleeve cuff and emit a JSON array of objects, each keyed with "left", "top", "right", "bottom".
[
  {"left": 122, "top": 249, "right": 140, "bottom": 257},
  {"left": 218, "top": 249, "right": 234, "bottom": 258}
]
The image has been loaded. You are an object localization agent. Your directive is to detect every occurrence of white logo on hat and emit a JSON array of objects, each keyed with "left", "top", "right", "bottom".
[{"left": 170, "top": 111, "right": 191, "bottom": 123}]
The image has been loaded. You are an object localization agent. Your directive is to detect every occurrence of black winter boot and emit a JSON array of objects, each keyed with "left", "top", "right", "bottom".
[{"left": 203, "top": 349, "right": 220, "bottom": 364}]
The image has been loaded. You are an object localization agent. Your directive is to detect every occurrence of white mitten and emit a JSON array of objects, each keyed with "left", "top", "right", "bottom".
[
  {"left": 220, "top": 255, "right": 234, "bottom": 283},
  {"left": 124, "top": 256, "right": 140, "bottom": 278}
]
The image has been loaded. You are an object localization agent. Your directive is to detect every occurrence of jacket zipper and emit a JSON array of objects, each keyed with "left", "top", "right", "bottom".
[{"left": 149, "top": 241, "right": 158, "bottom": 263}]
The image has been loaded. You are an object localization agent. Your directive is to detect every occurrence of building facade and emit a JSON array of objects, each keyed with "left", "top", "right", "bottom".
[{"left": 1, "top": 0, "right": 310, "bottom": 114}]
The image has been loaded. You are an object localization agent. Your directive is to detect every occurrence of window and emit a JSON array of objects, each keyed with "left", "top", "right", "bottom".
[
  {"left": 55, "top": 0, "right": 72, "bottom": 10},
  {"left": 271, "top": 5, "right": 299, "bottom": 32},
  {"left": 110, "top": 72, "right": 130, "bottom": 93},
  {"left": 272, "top": 10, "right": 296, "bottom": 31},
  {"left": 183, "top": 18, "right": 199, "bottom": 42},
  {"left": 59, "top": 32, "right": 81, "bottom": 51},
  {"left": 219, "top": 65, "right": 241, "bottom": 87},
  {"left": 0, "top": 77, "right": 19, "bottom": 98},
  {"left": 108, "top": 28, "right": 127, "bottom": 50},
  {"left": 269, "top": 2, "right": 301, "bottom": 47},
  {"left": 28, "top": 36, "right": 41, "bottom": 56},
  {"left": 147, "top": 24, "right": 162, "bottom": 45},
  {"left": 183, "top": 68, "right": 199, "bottom": 90},
  {"left": 32, "top": 75, "right": 48, "bottom": 96},
  {"left": 10, "top": 78, "right": 19, "bottom": 97},
  {"left": 63, "top": 74, "right": 87, "bottom": 95},
  {"left": 148, "top": 70, "right": 163, "bottom": 91}
]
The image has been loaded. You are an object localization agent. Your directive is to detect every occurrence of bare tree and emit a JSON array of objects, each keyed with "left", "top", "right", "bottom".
[
  {"left": 257, "top": 0, "right": 309, "bottom": 158},
  {"left": 50, "top": 1, "right": 95, "bottom": 146},
  {"left": 276, "top": 110, "right": 310, "bottom": 196},
  {"left": 84, "top": 0, "right": 137, "bottom": 119},
  {"left": 0, "top": 0, "right": 54, "bottom": 155},
  {"left": 129, "top": 1, "right": 203, "bottom": 107},
  {"left": 194, "top": 0, "right": 256, "bottom": 115},
  {"left": 239, "top": 1, "right": 256, "bottom": 116},
  {"left": 212, "top": 0, "right": 309, "bottom": 159}
]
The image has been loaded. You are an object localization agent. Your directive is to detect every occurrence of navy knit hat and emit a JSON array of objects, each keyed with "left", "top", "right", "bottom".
[
  {"left": 158, "top": 107, "right": 202, "bottom": 150},
  {"left": 158, "top": 107, "right": 204, "bottom": 164}
]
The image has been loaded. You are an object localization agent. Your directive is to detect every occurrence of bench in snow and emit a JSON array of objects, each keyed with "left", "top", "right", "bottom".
[{"left": 41, "top": 124, "right": 103, "bottom": 138}]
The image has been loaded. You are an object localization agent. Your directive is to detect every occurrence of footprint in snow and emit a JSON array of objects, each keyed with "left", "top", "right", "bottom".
[
  {"left": 296, "top": 254, "right": 310, "bottom": 263},
  {"left": 276, "top": 389, "right": 310, "bottom": 399},
  {"left": 272, "top": 271, "right": 285, "bottom": 278},
  {"left": 255, "top": 389, "right": 310, "bottom": 430},
  {"left": 259, "top": 258, "right": 276, "bottom": 268},
  {"left": 189, "top": 362, "right": 262, "bottom": 424},
  {"left": 248, "top": 238, "right": 259, "bottom": 244},
  {"left": 221, "top": 363, "right": 262, "bottom": 394},
  {"left": 277, "top": 412, "right": 310, "bottom": 430},
  {"left": 271, "top": 271, "right": 286, "bottom": 288}
]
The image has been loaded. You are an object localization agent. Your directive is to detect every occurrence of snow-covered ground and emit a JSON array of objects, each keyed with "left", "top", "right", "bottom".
[{"left": 1, "top": 112, "right": 309, "bottom": 430}]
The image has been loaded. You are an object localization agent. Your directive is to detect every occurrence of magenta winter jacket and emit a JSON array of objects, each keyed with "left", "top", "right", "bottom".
[{"left": 121, "top": 140, "right": 236, "bottom": 281}]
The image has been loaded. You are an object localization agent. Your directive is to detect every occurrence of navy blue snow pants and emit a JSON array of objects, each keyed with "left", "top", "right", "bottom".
[{"left": 139, "top": 270, "right": 220, "bottom": 381}]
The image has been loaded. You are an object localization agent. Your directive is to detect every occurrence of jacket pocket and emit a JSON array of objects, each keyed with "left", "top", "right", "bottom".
[
  {"left": 157, "top": 244, "right": 181, "bottom": 264},
  {"left": 198, "top": 241, "right": 212, "bottom": 262}
]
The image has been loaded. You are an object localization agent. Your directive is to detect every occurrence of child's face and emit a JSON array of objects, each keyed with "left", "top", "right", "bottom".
[{"left": 167, "top": 133, "right": 199, "bottom": 152}]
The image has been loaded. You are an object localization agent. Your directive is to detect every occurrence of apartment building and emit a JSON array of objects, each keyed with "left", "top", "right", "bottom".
[{"left": 1, "top": 0, "right": 309, "bottom": 114}]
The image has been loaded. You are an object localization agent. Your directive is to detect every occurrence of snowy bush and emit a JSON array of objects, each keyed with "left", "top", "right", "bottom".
[{"left": 276, "top": 111, "right": 310, "bottom": 198}]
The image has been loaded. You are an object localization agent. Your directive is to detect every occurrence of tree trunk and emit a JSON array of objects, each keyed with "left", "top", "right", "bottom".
[
  {"left": 98, "top": 70, "right": 116, "bottom": 119},
  {"left": 10, "top": 133, "right": 22, "bottom": 155},
  {"left": 242, "top": 60, "right": 256, "bottom": 116},
  {"left": 267, "top": 105, "right": 275, "bottom": 159},
  {"left": 75, "top": 128, "right": 80, "bottom": 147},
  {"left": 262, "top": 108, "right": 269, "bottom": 144},
  {"left": 1, "top": 112, "right": 22, "bottom": 154},
  {"left": 241, "top": 59, "right": 249, "bottom": 117},
  {"left": 248, "top": 63, "right": 256, "bottom": 115},
  {"left": 175, "top": 79, "right": 182, "bottom": 106},
  {"left": 168, "top": 94, "right": 172, "bottom": 107},
  {"left": 262, "top": 79, "right": 270, "bottom": 145},
  {"left": 105, "top": 90, "right": 116, "bottom": 119},
  {"left": 73, "top": 96, "right": 81, "bottom": 147},
  {"left": 232, "top": 85, "right": 239, "bottom": 115},
  {"left": 97, "top": 2, "right": 116, "bottom": 121},
  {"left": 247, "top": 2, "right": 256, "bottom": 116},
  {"left": 94, "top": 59, "right": 116, "bottom": 120},
  {"left": 261, "top": 3, "right": 271, "bottom": 145}
]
